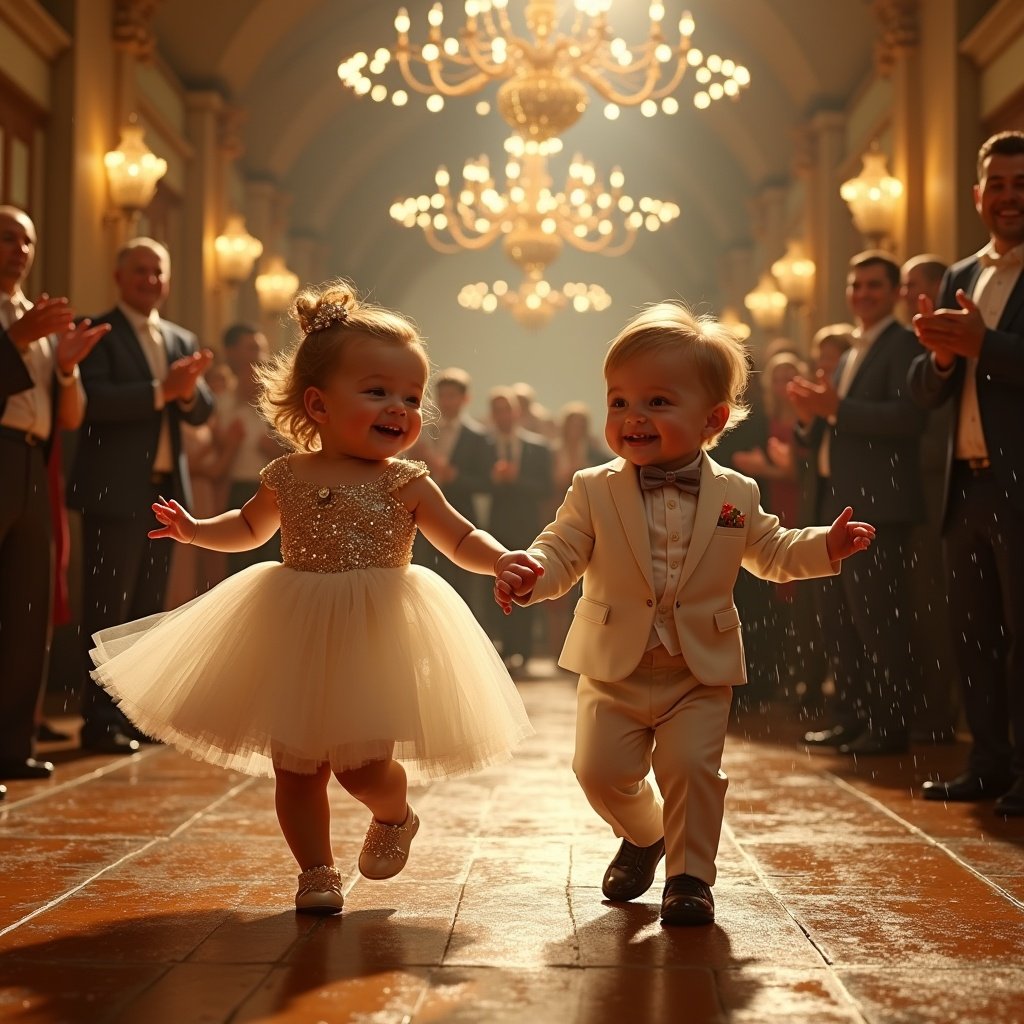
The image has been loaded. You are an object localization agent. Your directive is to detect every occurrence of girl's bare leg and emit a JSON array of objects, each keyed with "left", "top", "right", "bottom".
[
  {"left": 337, "top": 757, "right": 408, "bottom": 824},
  {"left": 274, "top": 762, "right": 334, "bottom": 868}
]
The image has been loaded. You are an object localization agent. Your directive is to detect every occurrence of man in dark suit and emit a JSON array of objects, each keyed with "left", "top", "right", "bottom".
[
  {"left": 0, "top": 205, "right": 109, "bottom": 783},
  {"left": 791, "top": 251, "right": 927, "bottom": 755},
  {"left": 69, "top": 237, "right": 214, "bottom": 753},
  {"left": 409, "top": 368, "right": 492, "bottom": 614},
  {"left": 487, "top": 386, "right": 552, "bottom": 677},
  {"left": 909, "top": 130, "right": 1024, "bottom": 815}
]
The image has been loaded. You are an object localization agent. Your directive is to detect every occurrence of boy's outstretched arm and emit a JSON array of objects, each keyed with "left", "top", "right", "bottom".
[{"left": 825, "top": 506, "right": 876, "bottom": 562}]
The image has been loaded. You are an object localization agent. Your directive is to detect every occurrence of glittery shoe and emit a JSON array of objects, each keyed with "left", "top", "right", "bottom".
[
  {"left": 358, "top": 806, "right": 420, "bottom": 880},
  {"left": 294, "top": 864, "right": 344, "bottom": 914}
]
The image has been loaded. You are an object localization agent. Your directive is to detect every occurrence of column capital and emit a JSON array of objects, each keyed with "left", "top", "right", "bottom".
[
  {"left": 112, "top": 0, "right": 163, "bottom": 61},
  {"left": 873, "top": 0, "right": 919, "bottom": 78},
  {"left": 219, "top": 106, "right": 248, "bottom": 160}
]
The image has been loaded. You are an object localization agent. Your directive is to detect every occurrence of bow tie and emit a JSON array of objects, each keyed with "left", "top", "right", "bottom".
[
  {"left": 639, "top": 464, "right": 701, "bottom": 495},
  {"left": 979, "top": 249, "right": 1023, "bottom": 270}
]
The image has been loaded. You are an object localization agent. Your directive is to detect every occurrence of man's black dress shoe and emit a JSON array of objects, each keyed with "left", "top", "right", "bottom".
[
  {"left": 838, "top": 731, "right": 909, "bottom": 756},
  {"left": 921, "top": 771, "right": 1013, "bottom": 802},
  {"left": 803, "top": 723, "right": 864, "bottom": 749},
  {"left": 36, "top": 722, "right": 72, "bottom": 743},
  {"left": 661, "top": 873, "right": 715, "bottom": 926},
  {"left": 602, "top": 837, "right": 666, "bottom": 901},
  {"left": 0, "top": 757, "right": 55, "bottom": 780},
  {"left": 79, "top": 726, "right": 141, "bottom": 755},
  {"left": 994, "top": 778, "right": 1024, "bottom": 817}
]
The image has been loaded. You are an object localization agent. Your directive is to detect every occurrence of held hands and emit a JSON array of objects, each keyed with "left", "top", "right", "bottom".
[
  {"left": 493, "top": 550, "right": 545, "bottom": 615},
  {"left": 825, "top": 506, "right": 875, "bottom": 562},
  {"left": 786, "top": 370, "right": 839, "bottom": 422},
  {"left": 912, "top": 290, "right": 984, "bottom": 368},
  {"left": 149, "top": 495, "right": 199, "bottom": 544},
  {"left": 162, "top": 348, "right": 215, "bottom": 403}
]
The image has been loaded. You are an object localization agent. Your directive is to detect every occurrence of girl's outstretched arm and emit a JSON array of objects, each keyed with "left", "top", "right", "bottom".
[
  {"left": 150, "top": 482, "right": 281, "bottom": 553},
  {"left": 399, "top": 474, "right": 510, "bottom": 574}
]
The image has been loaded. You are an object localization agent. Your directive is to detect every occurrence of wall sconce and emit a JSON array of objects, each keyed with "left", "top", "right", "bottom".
[
  {"left": 840, "top": 143, "right": 903, "bottom": 248},
  {"left": 215, "top": 216, "right": 263, "bottom": 285},
  {"left": 743, "top": 272, "right": 788, "bottom": 331},
  {"left": 255, "top": 256, "right": 299, "bottom": 313},
  {"left": 719, "top": 306, "right": 752, "bottom": 342},
  {"left": 104, "top": 120, "right": 167, "bottom": 220},
  {"left": 770, "top": 240, "right": 816, "bottom": 306}
]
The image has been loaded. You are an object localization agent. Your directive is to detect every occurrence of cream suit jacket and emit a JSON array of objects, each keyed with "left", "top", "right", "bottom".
[{"left": 519, "top": 454, "right": 840, "bottom": 685}]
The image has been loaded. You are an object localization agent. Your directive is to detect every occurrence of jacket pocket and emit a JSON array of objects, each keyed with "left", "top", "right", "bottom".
[
  {"left": 574, "top": 596, "right": 610, "bottom": 625},
  {"left": 714, "top": 606, "right": 741, "bottom": 631}
]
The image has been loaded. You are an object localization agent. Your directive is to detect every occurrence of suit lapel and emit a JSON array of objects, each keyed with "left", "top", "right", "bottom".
[
  {"left": 844, "top": 321, "right": 899, "bottom": 397},
  {"left": 677, "top": 457, "right": 728, "bottom": 590},
  {"left": 607, "top": 459, "right": 654, "bottom": 591},
  {"left": 998, "top": 268, "right": 1024, "bottom": 331},
  {"left": 112, "top": 308, "right": 156, "bottom": 380}
]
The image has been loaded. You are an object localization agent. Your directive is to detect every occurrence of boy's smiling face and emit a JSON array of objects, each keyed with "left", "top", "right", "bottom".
[{"left": 604, "top": 346, "right": 730, "bottom": 470}]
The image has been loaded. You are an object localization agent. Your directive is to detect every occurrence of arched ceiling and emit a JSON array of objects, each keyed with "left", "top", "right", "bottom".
[{"left": 152, "top": 0, "right": 877, "bottom": 318}]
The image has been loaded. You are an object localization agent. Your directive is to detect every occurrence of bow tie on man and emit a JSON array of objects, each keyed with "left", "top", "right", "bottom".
[
  {"left": 979, "top": 248, "right": 1023, "bottom": 269},
  {"left": 638, "top": 464, "right": 701, "bottom": 495}
]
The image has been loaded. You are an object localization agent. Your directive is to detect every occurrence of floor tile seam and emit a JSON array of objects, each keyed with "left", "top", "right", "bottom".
[
  {"left": 822, "top": 772, "right": 1024, "bottom": 912},
  {"left": 0, "top": 748, "right": 164, "bottom": 811},
  {"left": 165, "top": 775, "right": 260, "bottom": 840},
  {"left": 719, "top": 818, "right": 871, "bottom": 1024}
]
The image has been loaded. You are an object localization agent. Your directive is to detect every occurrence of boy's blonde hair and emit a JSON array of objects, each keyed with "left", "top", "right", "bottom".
[
  {"left": 257, "top": 279, "right": 426, "bottom": 451},
  {"left": 603, "top": 302, "right": 750, "bottom": 448}
]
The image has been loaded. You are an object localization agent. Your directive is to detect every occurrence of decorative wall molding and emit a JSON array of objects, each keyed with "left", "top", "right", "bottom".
[
  {"left": 960, "top": 0, "right": 1024, "bottom": 68},
  {"left": 873, "top": 0, "right": 919, "bottom": 78},
  {"left": 113, "top": 0, "right": 163, "bottom": 60},
  {"left": 0, "top": 0, "right": 70, "bottom": 60}
]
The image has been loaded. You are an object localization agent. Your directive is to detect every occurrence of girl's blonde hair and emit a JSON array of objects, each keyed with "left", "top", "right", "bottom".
[
  {"left": 257, "top": 279, "right": 425, "bottom": 451},
  {"left": 603, "top": 302, "right": 750, "bottom": 448}
]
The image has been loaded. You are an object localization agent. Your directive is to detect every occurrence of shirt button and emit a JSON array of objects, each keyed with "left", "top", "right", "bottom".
[
  {"left": 667, "top": 500, "right": 677, "bottom": 509},
  {"left": 670, "top": 532, "right": 680, "bottom": 542},
  {"left": 646, "top": 599, "right": 653, "bottom": 607},
  {"left": 670, "top": 560, "right": 679, "bottom": 569}
]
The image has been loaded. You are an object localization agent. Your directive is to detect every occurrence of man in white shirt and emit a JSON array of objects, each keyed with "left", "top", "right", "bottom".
[
  {"left": 68, "top": 237, "right": 214, "bottom": 754},
  {"left": 0, "top": 205, "right": 109, "bottom": 784},
  {"left": 910, "top": 130, "right": 1024, "bottom": 815}
]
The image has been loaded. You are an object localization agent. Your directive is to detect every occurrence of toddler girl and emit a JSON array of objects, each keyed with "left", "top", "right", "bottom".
[{"left": 90, "top": 281, "right": 535, "bottom": 914}]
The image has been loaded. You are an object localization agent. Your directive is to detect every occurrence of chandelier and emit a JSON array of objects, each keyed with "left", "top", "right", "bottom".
[
  {"left": 391, "top": 135, "right": 679, "bottom": 268},
  {"left": 459, "top": 272, "right": 611, "bottom": 328},
  {"left": 338, "top": 1, "right": 750, "bottom": 140}
]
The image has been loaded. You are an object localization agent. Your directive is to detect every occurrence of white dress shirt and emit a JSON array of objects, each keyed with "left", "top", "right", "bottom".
[
  {"left": 643, "top": 451, "right": 702, "bottom": 655},
  {"left": 1, "top": 288, "right": 82, "bottom": 440},
  {"left": 817, "top": 314, "right": 895, "bottom": 478},
  {"left": 118, "top": 302, "right": 174, "bottom": 473}
]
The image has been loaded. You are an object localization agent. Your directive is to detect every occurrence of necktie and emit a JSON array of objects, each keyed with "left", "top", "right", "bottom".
[
  {"left": 639, "top": 464, "right": 701, "bottom": 495},
  {"left": 979, "top": 249, "right": 1023, "bottom": 269}
]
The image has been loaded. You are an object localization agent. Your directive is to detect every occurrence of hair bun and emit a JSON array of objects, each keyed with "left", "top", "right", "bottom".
[{"left": 292, "top": 282, "right": 358, "bottom": 335}]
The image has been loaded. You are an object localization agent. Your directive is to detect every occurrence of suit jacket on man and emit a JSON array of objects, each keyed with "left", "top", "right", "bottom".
[
  {"left": 488, "top": 429, "right": 552, "bottom": 548},
  {"left": 1, "top": 329, "right": 64, "bottom": 460},
  {"left": 519, "top": 454, "right": 838, "bottom": 685},
  {"left": 443, "top": 417, "right": 492, "bottom": 521},
  {"left": 797, "top": 320, "right": 927, "bottom": 524},
  {"left": 908, "top": 255, "right": 1024, "bottom": 522},
  {"left": 67, "top": 307, "right": 213, "bottom": 515}
]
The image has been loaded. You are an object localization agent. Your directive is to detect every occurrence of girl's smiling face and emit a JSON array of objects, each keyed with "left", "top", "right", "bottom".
[
  {"left": 604, "top": 347, "right": 729, "bottom": 470},
  {"left": 307, "top": 335, "right": 428, "bottom": 460}
]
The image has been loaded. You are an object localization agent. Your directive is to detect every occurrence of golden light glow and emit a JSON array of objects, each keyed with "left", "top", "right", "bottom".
[
  {"left": 743, "top": 272, "right": 788, "bottom": 331},
  {"left": 103, "top": 121, "right": 167, "bottom": 212},
  {"left": 254, "top": 256, "right": 300, "bottom": 313},
  {"left": 214, "top": 216, "right": 264, "bottom": 285},
  {"left": 338, "top": 2, "right": 750, "bottom": 140},
  {"left": 458, "top": 272, "right": 611, "bottom": 329},
  {"left": 840, "top": 143, "right": 904, "bottom": 246},
  {"left": 770, "top": 240, "right": 816, "bottom": 306},
  {"left": 719, "top": 305, "right": 751, "bottom": 342}
]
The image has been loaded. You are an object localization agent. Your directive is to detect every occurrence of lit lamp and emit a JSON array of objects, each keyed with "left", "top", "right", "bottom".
[
  {"left": 743, "top": 272, "right": 787, "bottom": 331},
  {"left": 719, "top": 306, "right": 751, "bottom": 342},
  {"left": 254, "top": 256, "right": 299, "bottom": 313},
  {"left": 840, "top": 144, "right": 903, "bottom": 248},
  {"left": 104, "top": 121, "right": 167, "bottom": 220},
  {"left": 770, "top": 240, "right": 816, "bottom": 306},
  {"left": 215, "top": 217, "right": 263, "bottom": 285}
]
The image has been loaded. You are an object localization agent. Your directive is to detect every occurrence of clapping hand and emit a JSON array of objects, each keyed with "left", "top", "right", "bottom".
[
  {"left": 825, "top": 506, "right": 875, "bottom": 562},
  {"left": 786, "top": 370, "right": 839, "bottom": 421},
  {"left": 149, "top": 495, "right": 198, "bottom": 544},
  {"left": 912, "top": 290, "right": 983, "bottom": 367},
  {"left": 493, "top": 550, "right": 546, "bottom": 615},
  {"left": 55, "top": 319, "right": 111, "bottom": 373},
  {"left": 163, "top": 348, "right": 215, "bottom": 403},
  {"left": 6, "top": 295, "right": 73, "bottom": 349}
]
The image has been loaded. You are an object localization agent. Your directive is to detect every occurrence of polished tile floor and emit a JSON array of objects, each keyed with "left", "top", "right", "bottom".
[{"left": 2, "top": 666, "right": 1023, "bottom": 1024}]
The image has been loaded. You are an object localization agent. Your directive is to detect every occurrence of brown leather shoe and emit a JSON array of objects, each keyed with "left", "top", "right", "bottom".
[
  {"left": 661, "top": 873, "right": 715, "bottom": 926},
  {"left": 602, "top": 837, "right": 665, "bottom": 901}
]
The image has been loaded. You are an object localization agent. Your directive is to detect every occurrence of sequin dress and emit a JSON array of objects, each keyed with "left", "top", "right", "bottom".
[{"left": 90, "top": 456, "right": 532, "bottom": 780}]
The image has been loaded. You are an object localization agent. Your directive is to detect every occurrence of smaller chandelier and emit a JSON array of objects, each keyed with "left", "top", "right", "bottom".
[
  {"left": 743, "top": 272, "right": 787, "bottom": 331},
  {"left": 255, "top": 256, "right": 300, "bottom": 313},
  {"left": 338, "top": 2, "right": 750, "bottom": 141},
  {"left": 771, "top": 240, "right": 816, "bottom": 306},
  {"left": 719, "top": 306, "right": 751, "bottom": 342},
  {"left": 215, "top": 216, "right": 263, "bottom": 284},
  {"left": 840, "top": 143, "right": 903, "bottom": 247},
  {"left": 458, "top": 274, "right": 611, "bottom": 329},
  {"left": 104, "top": 120, "right": 167, "bottom": 213}
]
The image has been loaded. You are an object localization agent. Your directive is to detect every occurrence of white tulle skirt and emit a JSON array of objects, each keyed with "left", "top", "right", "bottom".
[{"left": 90, "top": 563, "right": 532, "bottom": 781}]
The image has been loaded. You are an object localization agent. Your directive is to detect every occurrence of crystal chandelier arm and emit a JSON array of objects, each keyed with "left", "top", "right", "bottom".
[
  {"left": 565, "top": 231, "right": 638, "bottom": 257},
  {"left": 575, "top": 59, "right": 664, "bottom": 106},
  {"left": 393, "top": 48, "right": 497, "bottom": 95}
]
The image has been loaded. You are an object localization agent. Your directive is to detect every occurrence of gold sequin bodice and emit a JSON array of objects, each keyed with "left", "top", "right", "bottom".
[{"left": 261, "top": 456, "right": 428, "bottom": 573}]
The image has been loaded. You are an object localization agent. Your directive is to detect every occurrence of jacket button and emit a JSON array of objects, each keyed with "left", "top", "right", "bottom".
[
  {"left": 646, "top": 599, "right": 653, "bottom": 607},
  {"left": 675, "top": 601, "right": 680, "bottom": 608}
]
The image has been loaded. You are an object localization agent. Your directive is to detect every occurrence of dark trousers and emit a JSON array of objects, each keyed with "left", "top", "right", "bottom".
[
  {"left": 816, "top": 505, "right": 915, "bottom": 738},
  {"left": 226, "top": 480, "right": 280, "bottom": 575},
  {"left": 0, "top": 437, "right": 52, "bottom": 761},
  {"left": 945, "top": 464, "right": 1024, "bottom": 778},
  {"left": 80, "top": 491, "right": 172, "bottom": 729}
]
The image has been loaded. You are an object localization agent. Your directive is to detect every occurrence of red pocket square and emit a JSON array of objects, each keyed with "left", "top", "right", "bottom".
[{"left": 717, "top": 503, "right": 745, "bottom": 528}]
